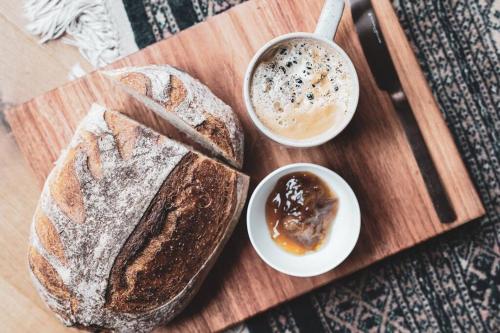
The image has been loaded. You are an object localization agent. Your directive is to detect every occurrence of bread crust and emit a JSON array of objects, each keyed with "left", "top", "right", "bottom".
[
  {"left": 33, "top": 207, "right": 67, "bottom": 265},
  {"left": 105, "top": 152, "right": 238, "bottom": 313},
  {"left": 103, "top": 65, "right": 244, "bottom": 168},
  {"left": 28, "top": 104, "right": 249, "bottom": 332}
]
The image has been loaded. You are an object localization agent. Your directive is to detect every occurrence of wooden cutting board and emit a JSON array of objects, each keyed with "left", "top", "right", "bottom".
[{"left": 4, "top": 0, "right": 484, "bottom": 332}]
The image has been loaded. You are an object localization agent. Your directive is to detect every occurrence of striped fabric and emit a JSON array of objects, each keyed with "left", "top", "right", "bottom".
[{"left": 121, "top": 0, "right": 499, "bottom": 331}]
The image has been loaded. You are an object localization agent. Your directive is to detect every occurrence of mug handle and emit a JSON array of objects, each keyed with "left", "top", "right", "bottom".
[{"left": 314, "top": 0, "right": 345, "bottom": 40}]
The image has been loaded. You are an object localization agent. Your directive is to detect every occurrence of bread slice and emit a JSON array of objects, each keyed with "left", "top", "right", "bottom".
[
  {"left": 102, "top": 65, "right": 244, "bottom": 169},
  {"left": 28, "top": 104, "right": 249, "bottom": 332}
]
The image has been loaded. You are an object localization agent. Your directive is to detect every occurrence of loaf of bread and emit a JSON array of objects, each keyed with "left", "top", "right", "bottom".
[
  {"left": 28, "top": 104, "right": 249, "bottom": 332},
  {"left": 103, "top": 65, "right": 244, "bottom": 168}
]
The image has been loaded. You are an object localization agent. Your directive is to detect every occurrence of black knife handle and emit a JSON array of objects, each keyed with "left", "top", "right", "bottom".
[{"left": 391, "top": 91, "right": 456, "bottom": 223}]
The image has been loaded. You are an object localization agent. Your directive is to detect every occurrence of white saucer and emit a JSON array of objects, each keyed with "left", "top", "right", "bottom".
[{"left": 247, "top": 163, "right": 361, "bottom": 277}]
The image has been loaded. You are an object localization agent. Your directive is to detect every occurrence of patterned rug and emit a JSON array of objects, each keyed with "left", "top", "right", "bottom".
[{"left": 26, "top": 0, "right": 499, "bottom": 331}]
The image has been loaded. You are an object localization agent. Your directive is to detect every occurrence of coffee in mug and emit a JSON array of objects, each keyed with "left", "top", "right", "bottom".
[{"left": 250, "top": 38, "right": 355, "bottom": 140}]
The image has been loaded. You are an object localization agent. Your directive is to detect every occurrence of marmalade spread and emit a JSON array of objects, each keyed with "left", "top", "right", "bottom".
[{"left": 265, "top": 171, "right": 338, "bottom": 255}]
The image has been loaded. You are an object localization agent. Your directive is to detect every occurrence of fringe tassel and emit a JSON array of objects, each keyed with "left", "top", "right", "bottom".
[{"left": 24, "top": 0, "right": 120, "bottom": 67}]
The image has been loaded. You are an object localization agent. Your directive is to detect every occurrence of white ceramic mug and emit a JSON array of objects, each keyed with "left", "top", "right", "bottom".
[{"left": 243, "top": 0, "right": 359, "bottom": 147}]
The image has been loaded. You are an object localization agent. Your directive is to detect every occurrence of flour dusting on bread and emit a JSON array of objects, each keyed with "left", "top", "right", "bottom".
[
  {"left": 103, "top": 65, "right": 244, "bottom": 168},
  {"left": 30, "top": 104, "right": 191, "bottom": 331},
  {"left": 28, "top": 104, "right": 249, "bottom": 331}
]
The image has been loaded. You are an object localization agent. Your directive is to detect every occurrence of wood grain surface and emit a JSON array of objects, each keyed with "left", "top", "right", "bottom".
[{"left": 3, "top": 0, "right": 484, "bottom": 332}]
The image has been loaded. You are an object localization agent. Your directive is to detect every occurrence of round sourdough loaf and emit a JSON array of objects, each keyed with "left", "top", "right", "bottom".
[
  {"left": 28, "top": 104, "right": 249, "bottom": 332},
  {"left": 103, "top": 65, "right": 244, "bottom": 169}
]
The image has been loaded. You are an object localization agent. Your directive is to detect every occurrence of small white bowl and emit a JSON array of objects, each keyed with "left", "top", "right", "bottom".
[{"left": 247, "top": 163, "right": 361, "bottom": 277}]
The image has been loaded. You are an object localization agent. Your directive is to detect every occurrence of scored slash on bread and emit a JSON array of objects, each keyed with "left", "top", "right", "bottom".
[
  {"left": 28, "top": 104, "right": 249, "bottom": 332},
  {"left": 102, "top": 65, "right": 244, "bottom": 169}
]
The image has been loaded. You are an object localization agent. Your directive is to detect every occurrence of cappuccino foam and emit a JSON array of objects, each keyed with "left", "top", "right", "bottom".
[{"left": 250, "top": 39, "right": 353, "bottom": 140}]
